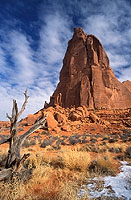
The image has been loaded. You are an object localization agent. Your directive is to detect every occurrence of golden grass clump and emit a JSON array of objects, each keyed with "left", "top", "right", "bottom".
[
  {"left": 90, "top": 152, "right": 119, "bottom": 175},
  {"left": 0, "top": 150, "right": 87, "bottom": 200},
  {"left": 62, "top": 149, "right": 91, "bottom": 171},
  {"left": 42, "top": 148, "right": 91, "bottom": 172},
  {"left": 0, "top": 148, "right": 120, "bottom": 200},
  {"left": 106, "top": 142, "right": 128, "bottom": 152},
  {"left": 0, "top": 181, "right": 26, "bottom": 200},
  {"left": 0, "top": 164, "right": 80, "bottom": 200},
  {"left": 27, "top": 167, "right": 79, "bottom": 200}
]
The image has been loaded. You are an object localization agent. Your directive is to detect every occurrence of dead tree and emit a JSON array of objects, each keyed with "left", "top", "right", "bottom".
[{"left": 0, "top": 89, "right": 47, "bottom": 180}]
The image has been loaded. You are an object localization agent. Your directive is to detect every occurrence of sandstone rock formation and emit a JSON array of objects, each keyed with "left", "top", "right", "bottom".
[
  {"left": 123, "top": 80, "right": 131, "bottom": 93},
  {"left": 49, "top": 27, "right": 131, "bottom": 109}
]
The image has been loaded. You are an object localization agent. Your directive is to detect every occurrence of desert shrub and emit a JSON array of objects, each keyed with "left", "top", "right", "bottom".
[
  {"left": 89, "top": 153, "right": 117, "bottom": 176},
  {"left": 125, "top": 147, "right": 131, "bottom": 159},
  {"left": 62, "top": 149, "right": 91, "bottom": 172},
  {"left": 40, "top": 137, "right": 56, "bottom": 148},
  {"left": 0, "top": 169, "right": 78, "bottom": 200},
  {"left": 69, "top": 136, "right": 81, "bottom": 145},
  {"left": 27, "top": 167, "right": 79, "bottom": 200},
  {"left": 0, "top": 181, "right": 26, "bottom": 200},
  {"left": 22, "top": 139, "right": 36, "bottom": 148},
  {"left": 0, "top": 149, "right": 119, "bottom": 200},
  {"left": 109, "top": 147, "right": 122, "bottom": 153},
  {"left": 42, "top": 149, "right": 91, "bottom": 172},
  {"left": 0, "top": 153, "right": 82, "bottom": 200}
]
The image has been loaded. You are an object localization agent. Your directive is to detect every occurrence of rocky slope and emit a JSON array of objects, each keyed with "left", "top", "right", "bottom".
[
  {"left": 48, "top": 27, "right": 131, "bottom": 109},
  {"left": 0, "top": 28, "right": 131, "bottom": 153},
  {"left": 123, "top": 80, "right": 131, "bottom": 92},
  {"left": 0, "top": 106, "right": 130, "bottom": 152}
]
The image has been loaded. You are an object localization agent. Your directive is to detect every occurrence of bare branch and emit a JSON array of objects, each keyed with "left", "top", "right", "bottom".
[
  {"left": 0, "top": 136, "right": 11, "bottom": 145},
  {"left": 1, "top": 89, "right": 47, "bottom": 172},
  {"left": 20, "top": 153, "right": 30, "bottom": 163},
  {"left": 18, "top": 89, "right": 29, "bottom": 118},
  {"left": 6, "top": 113, "right": 12, "bottom": 121},
  {"left": 6, "top": 99, "right": 18, "bottom": 123},
  {"left": 19, "top": 115, "right": 47, "bottom": 144},
  {"left": 12, "top": 100, "right": 16, "bottom": 119},
  {"left": 16, "top": 153, "right": 30, "bottom": 170}
]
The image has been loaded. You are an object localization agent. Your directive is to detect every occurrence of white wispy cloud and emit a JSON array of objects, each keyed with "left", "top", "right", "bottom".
[
  {"left": 79, "top": 0, "right": 131, "bottom": 80},
  {"left": 0, "top": 0, "right": 131, "bottom": 120},
  {"left": 39, "top": 12, "right": 72, "bottom": 69},
  {"left": 0, "top": 48, "right": 6, "bottom": 72},
  {"left": 0, "top": 7, "right": 72, "bottom": 120},
  {"left": 9, "top": 31, "right": 36, "bottom": 85},
  {"left": 106, "top": 52, "right": 129, "bottom": 70},
  {"left": 118, "top": 67, "right": 131, "bottom": 82}
]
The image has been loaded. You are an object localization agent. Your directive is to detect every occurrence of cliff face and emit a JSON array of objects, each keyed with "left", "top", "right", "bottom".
[
  {"left": 49, "top": 28, "right": 131, "bottom": 109},
  {"left": 123, "top": 81, "right": 131, "bottom": 93}
]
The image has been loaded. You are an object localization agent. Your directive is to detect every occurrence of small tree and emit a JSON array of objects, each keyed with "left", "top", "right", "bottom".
[{"left": 0, "top": 89, "right": 46, "bottom": 180}]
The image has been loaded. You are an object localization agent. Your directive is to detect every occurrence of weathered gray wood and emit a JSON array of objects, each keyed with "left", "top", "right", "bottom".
[
  {"left": 5, "top": 115, "right": 47, "bottom": 169},
  {"left": 6, "top": 113, "right": 12, "bottom": 121},
  {"left": 17, "top": 89, "right": 29, "bottom": 118},
  {"left": 5, "top": 98, "right": 19, "bottom": 168},
  {"left": 0, "top": 89, "right": 47, "bottom": 172},
  {"left": 0, "top": 168, "right": 12, "bottom": 181},
  {"left": 20, "top": 116, "right": 46, "bottom": 143},
  {"left": 0, "top": 136, "right": 11, "bottom": 145}
]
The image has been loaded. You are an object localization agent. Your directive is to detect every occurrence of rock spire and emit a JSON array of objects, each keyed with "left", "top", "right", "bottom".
[{"left": 49, "top": 27, "right": 131, "bottom": 109}]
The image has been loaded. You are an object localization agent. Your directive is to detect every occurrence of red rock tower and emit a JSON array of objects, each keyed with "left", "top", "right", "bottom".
[{"left": 49, "top": 28, "right": 131, "bottom": 109}]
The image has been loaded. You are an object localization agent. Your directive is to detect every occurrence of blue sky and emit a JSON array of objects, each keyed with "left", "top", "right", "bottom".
[{"left": 0, "top": 0, "right": 131, "bottom": 120}]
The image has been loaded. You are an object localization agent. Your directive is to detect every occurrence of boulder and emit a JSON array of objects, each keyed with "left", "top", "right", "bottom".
[
  {"left": 61, "top": 124, "right": 71, "bottom": 132},
  {"left": 69, "top": 111, "right": 82, "bottom": 121},
  {"left": 27, "top": 114, "right": 37, "bottom": 125},
  {"left": 46, "top": 112, "right": 58, "bottom": 130},
  {"left": 76, "top": 106, "right": 89, "bottom": 117},
  {"left": 89, "top": 113, "right": 99, "bottom": 123},
  {"left": 54, "top": 112, "right": 64, "bottom": 123}
]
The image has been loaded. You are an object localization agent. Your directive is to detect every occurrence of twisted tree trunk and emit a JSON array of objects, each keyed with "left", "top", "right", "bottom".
[{"left": 0, "top": 89, "right": 47, "bottom": 180}]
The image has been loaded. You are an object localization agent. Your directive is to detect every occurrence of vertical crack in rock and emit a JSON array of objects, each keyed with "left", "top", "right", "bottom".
[
  {"left": 48, "top": 27, "right": 131, "bottom": 109},
  {"left": 85, "top": 36, "right": 95, "bottom": 108}
]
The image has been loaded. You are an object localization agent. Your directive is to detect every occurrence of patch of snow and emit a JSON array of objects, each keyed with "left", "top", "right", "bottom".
[
  {"left": 79, "top": 161, "right": 131, "bottom": 199},
  {"left": 78, "top": 185, "right": 88, "bottom": 198},
  {"left": 103, "top": 161, "right": 131, "bottom": 199}
]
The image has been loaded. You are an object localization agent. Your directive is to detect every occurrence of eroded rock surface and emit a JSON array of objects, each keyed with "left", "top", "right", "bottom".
[
  {"left": 49, "top": 27, "right": 131, "bottom": 109},
  {"left": 123, "top": 80, "right": 131, "bottom": 93},
  {"left": 0, "top": 106, "right": 131, "bottom": 151}
]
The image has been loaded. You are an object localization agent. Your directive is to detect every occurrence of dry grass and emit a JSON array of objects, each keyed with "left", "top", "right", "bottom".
[
  {"left": 0, "top": 149, "right": 88, "bottom": 200},
  {"left": 106, "top": 142, "right": 128, "bottom": 152},
  {"left": 89, "top": 152, "right": 119, "bottom": 175},
  {"left": 25, "top": 166, "right": 79, "bottom": 200},
  {"left": 0, "top": 148, "right": 8, "bottom": 168},
  {"left": 0, "top": 181, "right": 26, "bottom": 200},
  {"left": 63, "top": 149, "right": 91, "bottom": 171},
  {"left": 42, "top": 148, "right": 91, "bottom": 172},
  {"left": 0, "top": 147, "right": 120, "bottom": 200},
  {"left": 0, "top": 163, "right": 80, "bottom": 200}
]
